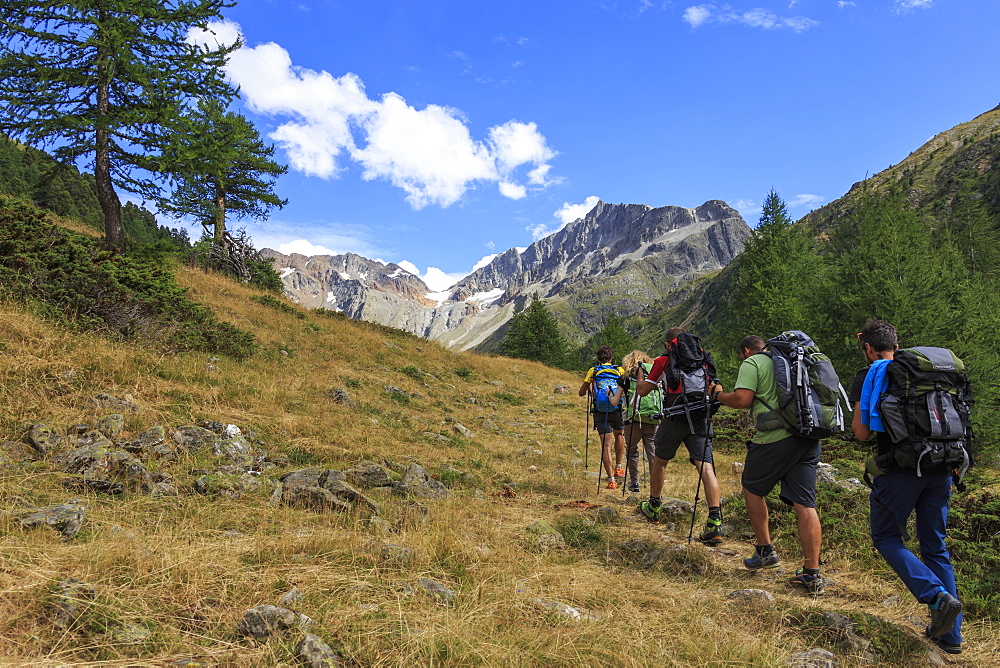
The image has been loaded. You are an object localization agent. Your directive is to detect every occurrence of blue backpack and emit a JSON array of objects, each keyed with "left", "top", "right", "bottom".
[{"left": 592, "top": 364, "right": 622, "bottom": 413}]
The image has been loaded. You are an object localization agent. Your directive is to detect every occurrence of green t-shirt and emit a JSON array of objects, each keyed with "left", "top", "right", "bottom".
[{"left": 735, "top": 353, "right": 792, "bottom": 444}]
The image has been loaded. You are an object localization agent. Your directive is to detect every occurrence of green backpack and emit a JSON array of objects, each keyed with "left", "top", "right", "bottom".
[{"left": 623, "top": 363, "right": 662, "bottom": 424}]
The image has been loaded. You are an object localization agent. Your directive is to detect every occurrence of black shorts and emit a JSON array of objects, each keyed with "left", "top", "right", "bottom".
[
  {"left": 592, "top": 410, "right": 623, "bottom": 435},
  {"left": 652, "top": 420, "right": 712, "bottom": 464},
  {"left": 742, "top": 435, "right": 821, "bottom": 507}
]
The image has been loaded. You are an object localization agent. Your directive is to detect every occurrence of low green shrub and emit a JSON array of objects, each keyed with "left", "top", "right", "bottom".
[{"left": 0, "top": 199, "right": 256, "bottom": 358}]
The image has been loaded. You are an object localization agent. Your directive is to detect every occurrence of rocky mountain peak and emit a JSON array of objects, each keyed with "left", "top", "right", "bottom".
[{"left": 265, "top": 199, "right": 752, "bottom": 350}]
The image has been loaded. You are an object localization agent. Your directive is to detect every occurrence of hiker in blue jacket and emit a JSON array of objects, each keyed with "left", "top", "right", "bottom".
[{"left": 851, "top": 319, "right": 963, "bottom": 654}]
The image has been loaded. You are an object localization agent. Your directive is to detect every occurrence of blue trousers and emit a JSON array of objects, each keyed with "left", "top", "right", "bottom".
[{"left": 869, "top": 470, "right": 962, "bottom": 645}]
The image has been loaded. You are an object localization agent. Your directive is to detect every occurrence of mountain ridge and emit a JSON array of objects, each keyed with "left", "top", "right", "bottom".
[{"left": 266, "top": 199, "right": 752, "bottom": 350}]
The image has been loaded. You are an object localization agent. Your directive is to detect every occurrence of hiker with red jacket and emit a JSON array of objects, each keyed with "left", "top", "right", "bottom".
[{"left": 634, "top": 327, "right": 724, "bottom": 544}]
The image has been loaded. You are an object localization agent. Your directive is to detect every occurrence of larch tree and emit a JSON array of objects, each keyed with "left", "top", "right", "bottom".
[
  {"left": 161, "top": 98, "right": 287, "bottom": 247},
  {"left": 0, "top": 0, "right": 238, "bottom": 252}
]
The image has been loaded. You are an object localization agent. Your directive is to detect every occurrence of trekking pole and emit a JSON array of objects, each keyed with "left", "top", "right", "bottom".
[
  {"left": 687, "top": 410, "right": 714, "bottom": 543},
  {"left": 623, "top": 387, "right": 638, "bottom": 498},
  {"left": 584, "top": 389, "right": 591, "bottom": 469}
]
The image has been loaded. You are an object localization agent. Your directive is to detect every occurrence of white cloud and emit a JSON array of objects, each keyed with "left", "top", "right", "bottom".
[
  {"left": 683, "top": 4, "right": 819, "bottom": 32},
  {"left": 788, "top": 193, "right": 824, "bottom": 209},
  {"left": 836, "top": 1, "right": 856, "bottom": 7},
  {"left": 393, "top": 262, "right": 465, "bottom": 291},
  {"left": 486, "top": 240, "right": 496, "bottom": 250},
  {"left": 733, "top": 198, "right": 761, "bottom": 221},
  {"left": 423, "top": 267, "right": 464, "bottom": 291},
  {"left": 278, "top": 239, "right": 338, "bottom": 256},
  {"left": 683, "top": 5, "right": 714, "bottom": 27},
  {"left": 188, "top": 21, "right": 558, "bottom": 210},
  {"left": 499, "top": 181, "right": 527, "bottom": 199},
  {"left": 526, "top": 195, "right": 600, "bottom": 241},
  {"left": 556, "top": 196, "right": 601, "bottom": 224},
  {"left": 895, "top": 0, "right": 933, "bottom": 10},
  {"left": 472, "top": 253, "right": 499, "bottom": 271},
  {"left": 396, "top": 260, "right": 419, "bottom": 275}
]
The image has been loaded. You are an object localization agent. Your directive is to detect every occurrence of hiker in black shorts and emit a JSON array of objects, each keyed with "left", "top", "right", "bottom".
[
  {"left": 634, "top": 328, "right": 724, "bottom": 544},
  {"left": 715, "top": 334, "right": 825, "bottom": 594},
  {"left": 579, "top": 345, "right": 626, "bottom": 490}
]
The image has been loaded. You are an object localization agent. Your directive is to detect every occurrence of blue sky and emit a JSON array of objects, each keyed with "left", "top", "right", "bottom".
[{"left": 183, "top": 0, "right": 1000, "bottom": 290}]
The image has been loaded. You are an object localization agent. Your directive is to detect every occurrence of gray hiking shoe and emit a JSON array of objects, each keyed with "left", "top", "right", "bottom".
[
  {"left": 638, "top": 500, "right": 661, "bottom": 523},
  {"left": 744, "top": 549, "right": 780, "bottom": 570},
  {"left": 789, "top": 568, "right": 824, "bottom": 595},
  {"left": 925, "top": 591, "right": 962, "bottom": 639},
  {"left": 628, "top": 482, "right": 641, "bottom": 494}
]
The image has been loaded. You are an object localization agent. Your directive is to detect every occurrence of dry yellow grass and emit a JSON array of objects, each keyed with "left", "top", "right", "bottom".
[{"left": 1, "top": 259, "right": 997, "bottom": 666}]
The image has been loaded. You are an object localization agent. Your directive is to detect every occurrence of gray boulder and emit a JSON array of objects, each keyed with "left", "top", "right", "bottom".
[
  {"left": 57, "top": 444, "right": 152, "bottom": 494},
  {"left": 282, "top": 486, "right": 352, "bottom": 513},
  {"left": 317, "top": 476, "right": 379, "bottom": 514},
  {"left": 297, "top": 634, "right": 343, "bottom": 667},
  {"left": 344, "top": 464, "right": 393, "bottom": 489},
  {"left": 172, "top": 425, "right": 220, "bottom": 453},
  {"left": 214, "top": 434, "right": 255, "bottom": 469},
  {"left": 279, "top": 468, "right": 325, "bottom": 489},
  {"left": 372, "top": 542, "right": 416, "bottom": 565},
  {"left": 194, "top": 472, "right": 263, "bottom": 499},
  {"left": 87, "top": 393, "right": 139, "bottom": 413},
  {"left": 394, "top": 464, "right": 450, "bottom": 499},
  {"left": 28, "top": 423, "right": 62, "bottom": 454},
  {"left": 237, "top": 604, "right": 312, "bottom": 638},
  {"left": 331, "top": 388, "right": 357, "bottom": 410},
  {"left": 53, "top": 577, "right": 96, "bottom": 629},
  {"left": 787, "top": 648, "right": 839, "bottom": 667},
  {"left": 94, "top": 414, "right": 125, "bottom": 439},
  {"left": 415, "top": 578, "right": 457, "bottom": 604},
  {"left": 526, "top": 520, "right": 566, "bottom": 553},
  {"left": 120, "top": 426, "right": 176, "bottom": 459},
  {"left": 14, "top": 502, "right": 86, "bottom": 540}
]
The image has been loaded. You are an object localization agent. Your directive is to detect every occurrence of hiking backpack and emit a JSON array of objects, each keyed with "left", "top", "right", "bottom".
[
  {"left": 874, "top": 347, "right": 973, "bottom": 481},
  {"left": 624, "top": 362, "right": 663, "bottom": 423},
  {"left": 591, "top": 363, "right": 622, "bottom": 413},
  {"left": 663, "top": 333, "right": 718, "bottom": 428},
  {"left": 755, "top": 330, "right": 849, "bottom": 439}
]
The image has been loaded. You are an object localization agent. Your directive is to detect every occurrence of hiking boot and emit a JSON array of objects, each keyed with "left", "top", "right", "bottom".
[
  {"left": 925, "top": 591, "right": 962, "bottom": 639},
  {"left": 789, "top": 568, "right": 825, "bottom": 595},
  {"left": 638, "top": 500, "right": 661, "bottom": 523},
  {"left": 613, "top": 465, "right": 625, "bottom": 479},
  {"left": 929, "top": 637, "right": 962, "bottom": 655},
  {"left": 744, "top": 549, "right": 780, "bottom": 570},
  {"left": 698, "top": 517, "right": 723, "bottom": 546},
  {"left": 627, "top": 482, "right": 641, "bottom": 494},
  {"left": 605, "top": 478, "right": 618, "bottom": 490}
]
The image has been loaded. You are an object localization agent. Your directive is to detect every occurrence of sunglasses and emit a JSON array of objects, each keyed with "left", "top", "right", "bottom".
[{"left": 856, "top": 332, "right": 869, "bottom": 347}]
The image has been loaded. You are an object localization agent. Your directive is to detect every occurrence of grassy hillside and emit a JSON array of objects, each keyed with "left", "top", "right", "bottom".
[{"left": 2, "top": 201, "right": 999, "bottom": 665}]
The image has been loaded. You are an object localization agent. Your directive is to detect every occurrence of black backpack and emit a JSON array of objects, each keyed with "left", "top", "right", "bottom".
[
  {"left": 663, "top": 333, "right": 717, "bottom": 430},
  {"left": 754, "top": 331, "right": 849, "bottom": 439},
  {"left": 874, "top": 347, "right": 973, "bottom": 482}
]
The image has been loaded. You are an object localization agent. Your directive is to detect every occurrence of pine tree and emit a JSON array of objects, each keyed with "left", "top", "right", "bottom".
[
  {"left": 726, "top": 189, "right": 822, "bottom": 345},
  {"left": 0, "top": 1, "right": 238, "bottom": 252},
  {"left": 161, "top": 99, "right": 287, "bottom": 244},
  {"left": 578, "top": 315, "right": 637, "bottom": 365},
  {"left": 500, "top": 294, "right": 572, "bottom": 369}
]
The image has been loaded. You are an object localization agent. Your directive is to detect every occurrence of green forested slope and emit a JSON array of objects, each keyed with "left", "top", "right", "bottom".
[{"left": 0, "top": 134, "right": 186, "bottom": 246}]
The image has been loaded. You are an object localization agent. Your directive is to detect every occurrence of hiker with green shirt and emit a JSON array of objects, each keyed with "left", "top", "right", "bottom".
[
  {"left": 715, "top": 334, "right": 825, "bottom": 594},
  {"left": 616, "top": 349, "right": 661, "bottom": 494},
  {"left": 579, "top": 345, "right": 626, "bottom": 490}
]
